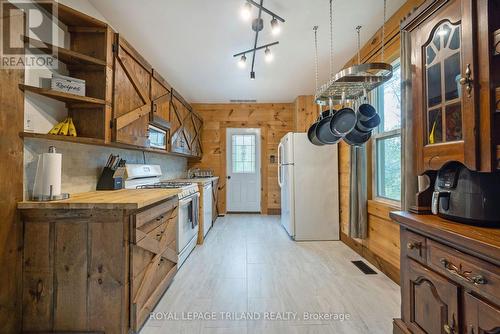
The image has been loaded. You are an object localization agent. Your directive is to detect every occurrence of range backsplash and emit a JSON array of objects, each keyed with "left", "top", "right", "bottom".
[{"left": 23, "top": 138, "right": 187, "bottom": 200}]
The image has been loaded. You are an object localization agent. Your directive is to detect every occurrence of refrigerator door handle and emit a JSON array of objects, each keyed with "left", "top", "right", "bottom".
[
  {"left": 278, "top": 142, "right": 282, "bottom": 166},
  {"left": 277, "top": 142, "right": 283, "bottom": 188},
  {"left": 278, "top": 165, "right": 283, "bottom": 188}
]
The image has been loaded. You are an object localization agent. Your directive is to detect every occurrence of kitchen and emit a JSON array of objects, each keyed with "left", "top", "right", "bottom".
[{"left": 0, "top": 0, "right": 499, "bottom": 334}]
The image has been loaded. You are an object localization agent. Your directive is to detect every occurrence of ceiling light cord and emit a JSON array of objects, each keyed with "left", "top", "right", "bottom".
[{"left": 329, "top": 0, "right": 334, "bottom": 79}]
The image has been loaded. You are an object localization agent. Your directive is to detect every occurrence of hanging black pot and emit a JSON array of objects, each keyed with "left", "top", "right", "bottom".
[
  {"left": 329, "top": 107, "right": 357, "bottom": 137},
  {"left": 308, "top": 111, "right": 330, "bottom": 146},
  {"left": 315, "top": 109, "right": 342, "bottom": 144},
  {"left": 357, "top": 113, "right": 381, "bottom": 132},
  {"left": 358, "top": 103, "right": 377, "bottom": 121},
  {"left": 344, "top": 126, "right": 372, "bottom": 146}
]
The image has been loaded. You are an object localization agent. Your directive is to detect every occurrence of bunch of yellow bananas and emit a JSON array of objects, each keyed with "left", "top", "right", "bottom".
[{"left": 48, "top": 117, "right": 77, "bottom": 137}]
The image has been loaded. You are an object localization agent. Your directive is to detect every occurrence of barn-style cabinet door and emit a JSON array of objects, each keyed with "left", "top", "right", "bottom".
[
  {"left": 112, "top": 34, "right": 153, "bottom": 147},
  {"left": 170, "top": 90, "right": 192, "bottom": 155},
  {"left": 150, "top": 69, "right": 172, "bottom": 131},
  {"left": 191, "top": 112, "right": 203, "bottom": 158}
]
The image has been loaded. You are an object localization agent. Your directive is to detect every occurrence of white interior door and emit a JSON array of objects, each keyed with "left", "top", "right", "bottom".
[{"left": 226, "top": 128, "right": 261, "bottom": 212}]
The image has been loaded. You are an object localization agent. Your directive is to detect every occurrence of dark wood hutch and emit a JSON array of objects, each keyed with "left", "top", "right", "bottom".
[{"left": 392, "top": 0, "right": 500, "bottom": 333}]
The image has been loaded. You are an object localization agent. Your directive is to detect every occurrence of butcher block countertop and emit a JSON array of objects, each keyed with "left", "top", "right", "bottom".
[
  {"left": 172, "top": 176, "right": 219, "bottom": 185},
  {"left": 18, "top": 188, "right": 181, "bottom": 210}
]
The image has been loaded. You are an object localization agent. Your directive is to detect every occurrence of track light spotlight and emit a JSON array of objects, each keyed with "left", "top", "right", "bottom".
[
  {"left": 264, "top": 47, "right": 273, "bottom": 63},
  {"left": 241, "top": 2, "right": 252, "bottom": 21},
  {"left": 271, "top": 17, "right": 280, "bottom": 35},
  {"left": 238, "top": 54, "right": 247, "bottom": 68}
]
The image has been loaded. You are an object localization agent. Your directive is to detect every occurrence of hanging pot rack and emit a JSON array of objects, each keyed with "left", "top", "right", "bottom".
[
  {"left": 314, "top": 62, "right": 393, "bottom": 105},
  {"left": 314, "top": 0, "right": 393, "bottom": 106}
]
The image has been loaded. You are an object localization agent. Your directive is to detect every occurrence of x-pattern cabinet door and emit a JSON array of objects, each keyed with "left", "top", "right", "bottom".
[
  {"left": 112, "top": 34, "right": 152, "bottom": 147},
  {"left": 170, "top": 90, "right": 191, "bottom": 154}
]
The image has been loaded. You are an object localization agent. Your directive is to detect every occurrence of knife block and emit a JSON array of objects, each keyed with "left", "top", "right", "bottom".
[{"left": 96, "top": 167, "right": 123, "bottom": 190}]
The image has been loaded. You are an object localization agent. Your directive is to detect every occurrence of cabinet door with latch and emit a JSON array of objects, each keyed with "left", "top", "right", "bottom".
[
  {"left": 170, "top": 90, "right": 191, "bottom": 154},
  {"left": 464, "top": 293, "right": 500, "bottom": 334},
  {"left": 112, "top": 34, "right": 152, "bottom": 147},
  {"left": 150, "top": 69, "right": 171, "bottom": 130},
  {"left": 409, "top": 0, "right": 478, "bottom": 173},
  {"left": 403, "top": 259, "right": 460, "bottom": 334}
]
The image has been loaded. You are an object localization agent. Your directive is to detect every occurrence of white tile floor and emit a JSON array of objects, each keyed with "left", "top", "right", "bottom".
[{"left": 140, "top": 214, "right": 400, "bottom": 334}]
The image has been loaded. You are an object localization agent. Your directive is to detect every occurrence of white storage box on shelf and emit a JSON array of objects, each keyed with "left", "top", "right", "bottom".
[{"left": 51, "top": 73, "right": 86, "bottom": 96}]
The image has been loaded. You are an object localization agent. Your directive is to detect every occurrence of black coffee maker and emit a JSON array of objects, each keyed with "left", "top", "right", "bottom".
[{"left": 432, "top": 162, "right": 500, "bottom": 227}]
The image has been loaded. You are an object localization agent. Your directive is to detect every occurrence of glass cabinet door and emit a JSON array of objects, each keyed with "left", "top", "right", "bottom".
[{"left": 424, "top": 21, "right": 463, "bottom": 145}]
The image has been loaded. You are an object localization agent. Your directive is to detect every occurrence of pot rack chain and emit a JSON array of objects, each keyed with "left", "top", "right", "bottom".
[
  {"left": 356, "top": 26, "right": 362, "bottom": 65},
  {"left": 329, "top": 0, "right": 334, "bottom": 79},
  {"left": 314, "top": 26, "right": 319, "bottom": 94},
  {"left": 382, "top": 0, "right": 387, "bottom": 62}
]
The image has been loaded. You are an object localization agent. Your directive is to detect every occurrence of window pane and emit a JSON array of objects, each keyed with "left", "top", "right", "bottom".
[
  {"left": 231, "top": 134, "right": 256, "bottom": 174},
  {"left": 376, "top": 136, "right": 401, "bottom": 201},
  {"left": 379, "top": 65, "right": 402, "bottom": 132}
]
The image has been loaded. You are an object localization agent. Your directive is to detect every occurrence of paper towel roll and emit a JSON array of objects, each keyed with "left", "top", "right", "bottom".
[{"left": 41, "top": 151, "right": 62, "bottom": 197}]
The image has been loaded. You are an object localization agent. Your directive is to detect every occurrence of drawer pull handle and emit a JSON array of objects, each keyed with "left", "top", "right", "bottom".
[
  {"left": 440, "top": 258, "right": 487, "bottom": 285},
  {"left": 156, "top": 215, "right": 165, "bottom": 221},
  {"left": 407, "top": 242, "right": 421, "bottom": 250}
]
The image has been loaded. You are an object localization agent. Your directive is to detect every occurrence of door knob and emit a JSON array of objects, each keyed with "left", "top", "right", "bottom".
[{"left": 227, "top": 176, "right": 231, "bottom": 180}]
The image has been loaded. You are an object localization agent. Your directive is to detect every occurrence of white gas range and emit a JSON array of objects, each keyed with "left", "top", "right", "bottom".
[{"left": 121, "top": 164, "right": 200, "bottom": 267}]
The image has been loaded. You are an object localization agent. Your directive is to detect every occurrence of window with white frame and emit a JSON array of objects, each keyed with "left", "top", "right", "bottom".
[
  {"left": 373, "top": 62, "right": 402, "bottom": 203},
  {"left": 231, "top": 134, "right": 256, "bottom": 173}
]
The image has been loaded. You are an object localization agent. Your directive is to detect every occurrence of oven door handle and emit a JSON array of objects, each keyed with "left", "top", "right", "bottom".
[{"left": 179, "top": 193, "right": 199, "bottom": 207}]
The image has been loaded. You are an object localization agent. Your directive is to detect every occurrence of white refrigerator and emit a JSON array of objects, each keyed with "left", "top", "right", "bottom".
[{"left": 278, "top": 132, "right": 339, "bottom": 241}]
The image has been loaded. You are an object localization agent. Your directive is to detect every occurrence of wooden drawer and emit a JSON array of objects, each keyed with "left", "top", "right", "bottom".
[
  {"left": 401, "top": 228, "right": 427, "bottom": 264},
  {"left": 427, "top": 239, "right": 500, "bottom": 306},
  {"left": 134, "top": 197, "right": 177, "bottom": 229}
]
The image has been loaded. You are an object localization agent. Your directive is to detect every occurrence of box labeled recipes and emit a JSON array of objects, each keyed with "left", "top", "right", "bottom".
[{"left": 51, "top": 73, "right": 86, "bottom": 96}]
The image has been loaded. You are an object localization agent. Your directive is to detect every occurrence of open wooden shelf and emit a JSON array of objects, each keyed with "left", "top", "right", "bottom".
[
  {"left": 34, "top": 0, "right": 107, "bottom": 28},
  {"left": 20, "top": 132, "right": 201, "bottom": 160},
  {"left": 24, "top": 36, "right": 106, "bottom": 66},
  {"left": 19, "top": 84, "right": 106, "bottom": 105}
]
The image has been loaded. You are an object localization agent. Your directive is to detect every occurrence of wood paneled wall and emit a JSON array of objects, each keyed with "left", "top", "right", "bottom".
[
  {"left": 293, "top": 95, "right": 318, "bottom": 133},
  {"left": 337, "top": 0, "right": 426, "bottom": 284},
  {"left": 189, "top": 103, "right": 294, "bottom": 215},
  {"left": 0, "top": 9, "right": 25, "bottom": 333}
]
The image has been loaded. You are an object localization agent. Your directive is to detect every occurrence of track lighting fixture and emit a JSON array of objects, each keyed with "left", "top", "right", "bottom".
[
  {"left": 238, "top": 54, "right": 247, "bottom": 68},
  {"left": 241, "top": 2, "right": 252, "bottom": 21},
  {"left": 264, "top": 47, "right": 273, "bottom": 62},
  {"left": 233, "top": 0, "right": 285, "bottom": 79},
  {"left": 270, "top": 17, "right": 280, "bottom": 35}
]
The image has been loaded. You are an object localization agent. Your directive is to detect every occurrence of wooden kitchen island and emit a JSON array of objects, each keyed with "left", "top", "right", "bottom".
[{"left": 18, "top": 189, "right": 181, "bottom": 333}]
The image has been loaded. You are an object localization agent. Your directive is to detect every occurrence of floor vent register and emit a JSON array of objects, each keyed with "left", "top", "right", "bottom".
[{"left": 351, "top": 260, "right": 377, "bottom": 275}]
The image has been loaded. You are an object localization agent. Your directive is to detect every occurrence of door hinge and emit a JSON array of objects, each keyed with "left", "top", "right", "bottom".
[
  {"left": 112, "top": 43, "right": 118, "bottom": 53},
  {"left": 110, "top": 120, "right": 114, "bottom": 129}
]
